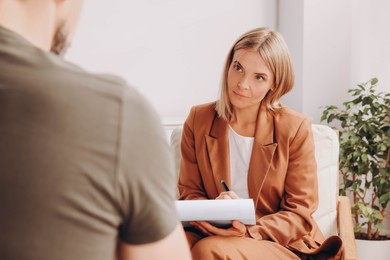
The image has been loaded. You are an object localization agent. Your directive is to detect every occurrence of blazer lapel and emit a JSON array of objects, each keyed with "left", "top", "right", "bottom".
[
  {"left": 248, "top": 104, "right": 278, "bottom": 207},
  {"left": 205, "top": 113, "right": 231, "bottom": 195}
]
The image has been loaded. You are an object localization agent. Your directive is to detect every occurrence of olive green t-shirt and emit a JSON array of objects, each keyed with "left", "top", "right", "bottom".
[{"left": 0, "top": 26, "right": 178, "bottom": 260}]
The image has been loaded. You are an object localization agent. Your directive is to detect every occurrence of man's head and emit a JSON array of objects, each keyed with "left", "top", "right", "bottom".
[{"left": 0, "top": 0, "right": 84, "bottom": 55}]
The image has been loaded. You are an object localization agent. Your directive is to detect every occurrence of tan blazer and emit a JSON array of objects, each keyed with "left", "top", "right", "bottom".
[{"left": 178, "top": 102, "right": 342, "bottom": 256}]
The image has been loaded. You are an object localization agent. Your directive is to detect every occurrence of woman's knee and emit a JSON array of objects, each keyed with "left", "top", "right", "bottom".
[{"left": 191, "top": 236, "right": 226, "bottom": 259}]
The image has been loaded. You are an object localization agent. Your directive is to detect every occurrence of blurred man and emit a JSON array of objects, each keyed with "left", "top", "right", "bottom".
[{"left": 0, "top": 1, "right": 191, "bottom": 259}]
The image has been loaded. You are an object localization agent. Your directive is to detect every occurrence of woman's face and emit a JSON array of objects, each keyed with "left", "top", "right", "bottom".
[{"left": 227, "top": 49, "right": 274, "bottom": 112}]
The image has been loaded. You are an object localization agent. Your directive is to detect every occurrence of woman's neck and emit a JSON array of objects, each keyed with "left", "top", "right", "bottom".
[{"left": 229, "top": 106, "right": 259, "bottom": 137}]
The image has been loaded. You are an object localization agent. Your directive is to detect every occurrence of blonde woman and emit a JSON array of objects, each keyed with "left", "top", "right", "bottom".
[{"left": 178, "top": 27, "right": 342, "bottom": 259}]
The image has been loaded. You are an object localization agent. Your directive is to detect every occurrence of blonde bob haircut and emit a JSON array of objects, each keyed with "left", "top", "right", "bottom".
[{"left": 216, "top": 27, "right": 295, "bottom": 120}]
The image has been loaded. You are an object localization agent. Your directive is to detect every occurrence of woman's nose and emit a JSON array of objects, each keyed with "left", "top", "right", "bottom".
[{"left": 238, "top": 77, "right": 250, "bottom": 90}]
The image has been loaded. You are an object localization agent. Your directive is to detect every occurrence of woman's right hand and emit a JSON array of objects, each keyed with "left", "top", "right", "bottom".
[
  {"left": 190, "top": 220, "right": 249, "bottom": 237},
  {"left": 216, "top": 191, "right": 240, "bottom": 200}
]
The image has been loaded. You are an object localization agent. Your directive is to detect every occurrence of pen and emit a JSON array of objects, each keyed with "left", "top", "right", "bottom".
[{"left": 221, "top": 179, "right": 230, "bottom": 192}]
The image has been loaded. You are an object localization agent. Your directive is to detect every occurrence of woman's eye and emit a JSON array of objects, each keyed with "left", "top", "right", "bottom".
[
  {"left": 234, "top": 64, "right": 242, "bottom": 72},
  {"left": 255, "top": 75, "right": 264, "bottom": 81}
]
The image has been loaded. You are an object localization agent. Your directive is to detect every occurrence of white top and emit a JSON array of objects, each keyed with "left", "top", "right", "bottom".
[{"left": 228, "top": 125, "right": 254, "bottom": 199}]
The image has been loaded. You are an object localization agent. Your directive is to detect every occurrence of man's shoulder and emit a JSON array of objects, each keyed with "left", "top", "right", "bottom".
[
  {"left": 53, "top": 58, "right": 129, "bottom": 94},
  {"left": 49, "top": 57, "right": 151, "bottom": 107}
]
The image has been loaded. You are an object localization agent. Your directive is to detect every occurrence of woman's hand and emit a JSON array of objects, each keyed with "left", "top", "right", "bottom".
[
  {"left": 216, "top": 191, "right": 240, "bottom": 200},
  {"left": 190, "top": 220, "right": 249, "bottom": 237},
  {"left": 191, "top": 192, "right": 245, "bottom": 237}
]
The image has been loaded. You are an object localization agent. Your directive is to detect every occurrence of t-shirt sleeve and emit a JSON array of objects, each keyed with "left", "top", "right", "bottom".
[{"left": 115, "top": 86, "right": 179, "bottom": 245}]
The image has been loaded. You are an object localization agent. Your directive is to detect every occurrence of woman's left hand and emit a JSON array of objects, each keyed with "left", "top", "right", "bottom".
[{"left": 190, "top": 220, "right": 249, "bottom": 237}]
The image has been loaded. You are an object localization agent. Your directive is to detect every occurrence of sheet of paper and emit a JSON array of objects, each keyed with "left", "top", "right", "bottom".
[{"left": 175, "top": 199, "right": 256, "bottom": 227}]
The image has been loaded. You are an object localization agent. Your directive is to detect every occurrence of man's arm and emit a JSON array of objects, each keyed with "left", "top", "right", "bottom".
[{"left": 118, "top": 223, "right": 192, "bottom": 260}]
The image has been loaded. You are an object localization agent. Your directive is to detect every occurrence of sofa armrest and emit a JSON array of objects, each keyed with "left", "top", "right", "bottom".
[{"left": 337, "top": 196, "right": 358, "bottom": 260}]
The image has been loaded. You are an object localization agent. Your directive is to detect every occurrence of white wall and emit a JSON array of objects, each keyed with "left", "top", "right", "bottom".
[
  {"left": 67, "top": 0, "right": 389, "bottom": 122},
  {"left": 279, "top": 0, "right": 353, "bottom": 123},
  {"left": 303, "top": 0, "right": 353, "bottom": 123},
  {"left": 279, "top": 0, "right": 389, "bottom": 124},
  {"left": 278, "top": 0, "right": 304, "bottom": 113},
  {"left": 67, "top": 0, "right": 277, "bottom": 123},
  {"left": 350, "top": 0, "right": 390, "bottom": 93}
]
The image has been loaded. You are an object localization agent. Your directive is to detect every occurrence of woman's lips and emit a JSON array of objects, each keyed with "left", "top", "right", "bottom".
[{"left": 233, "top": 91, "right": 248, "bottom": 98}]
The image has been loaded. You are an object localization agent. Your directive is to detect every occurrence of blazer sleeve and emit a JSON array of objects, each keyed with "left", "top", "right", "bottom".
[
  {"left": 178, "top": 107, "right": 208, "bottom": 200},
  {"left": 247, "top": 118, "right": 319, "bottom": 246}
]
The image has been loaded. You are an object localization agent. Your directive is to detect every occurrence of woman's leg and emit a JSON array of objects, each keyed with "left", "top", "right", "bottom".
[
  {"left": 191, "top": 236, "right": 300, "bottom": 260},
  {"left": 184, "top": 229, "right": 206, "bottom": 249}
]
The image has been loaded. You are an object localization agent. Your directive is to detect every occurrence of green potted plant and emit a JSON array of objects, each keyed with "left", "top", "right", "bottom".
[{"left": 321, "top": 78, "right": 389, "bottom": 246}]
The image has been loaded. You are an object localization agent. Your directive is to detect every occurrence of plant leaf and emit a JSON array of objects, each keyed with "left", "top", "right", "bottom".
[{"left": 371, "top": 78, "right": 378, "bottom": 85}]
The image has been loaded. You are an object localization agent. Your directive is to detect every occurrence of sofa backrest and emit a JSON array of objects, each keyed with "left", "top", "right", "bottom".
[
  {"left": 170, "top": 124, "right": 339, "bottom": 238},
  {"left": 311, "top": 124, "right": 339, "bottom": 237}
]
